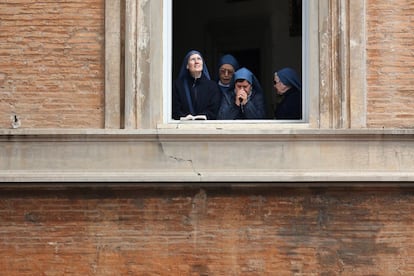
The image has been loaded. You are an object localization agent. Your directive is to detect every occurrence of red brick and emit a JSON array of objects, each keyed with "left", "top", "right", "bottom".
[
  {"left": 0, "top": 1, "right": 104, "bottom": 128},
  {"left": 0, "top": 187, "right": 414, "bottom": 274},
  {"left": 367, "top": 0, "right": 414, "bottom": 128}
]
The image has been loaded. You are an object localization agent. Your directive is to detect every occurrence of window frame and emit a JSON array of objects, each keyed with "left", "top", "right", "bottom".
[{"left": 163, "top": 0, "right": 311, "bottom": 125}]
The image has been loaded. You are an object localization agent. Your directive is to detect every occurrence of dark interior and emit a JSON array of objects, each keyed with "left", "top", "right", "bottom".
[{"left": 173, "top": 0, "right": 302, "bottom": 118}]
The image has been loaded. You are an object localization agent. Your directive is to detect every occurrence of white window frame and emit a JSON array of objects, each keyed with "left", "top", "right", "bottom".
[{"left": 163, "top": 0, "right": 310, "bottom": 125}]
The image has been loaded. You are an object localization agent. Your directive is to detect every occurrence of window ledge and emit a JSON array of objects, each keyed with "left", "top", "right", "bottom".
[
  {"left": 1, "top": 127, "right": 414, "bottom": 140},
  {"left": 1, "top": 128, "right": 414, "bottom": 184}
]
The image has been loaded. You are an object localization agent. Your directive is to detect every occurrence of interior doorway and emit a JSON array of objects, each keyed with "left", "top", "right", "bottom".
[{"left": 172, "top": 0, "right": 302, "bottom": 119}]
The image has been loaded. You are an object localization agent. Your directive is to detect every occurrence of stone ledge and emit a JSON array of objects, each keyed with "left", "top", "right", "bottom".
[
  {"left": 1, "top": 128, "right": 414, "bottom": 184},
  {"left": 1, "top": 170, "right": 414, "bottom": 183},
  {"left": 1, "top": 128, "right": 414, "bottom": 141}
]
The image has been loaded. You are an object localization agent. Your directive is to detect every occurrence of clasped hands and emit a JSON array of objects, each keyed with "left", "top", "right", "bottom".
[{"left": 234, "top": 89, "right": 249, "bottom": 106}]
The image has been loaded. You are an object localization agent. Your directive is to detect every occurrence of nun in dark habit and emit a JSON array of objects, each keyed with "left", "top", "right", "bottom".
[
  {"left": 217, "top": 67, "right": 266, "bottom": 120},
  {"left": 216, "top": 54, "right": 240, "bottom": 94},
  {"left": 273, "top": 67, "right": 302, "bottom": 120},
  {"left": 172, "top": 50, "right": 221, "bottom": 120}
]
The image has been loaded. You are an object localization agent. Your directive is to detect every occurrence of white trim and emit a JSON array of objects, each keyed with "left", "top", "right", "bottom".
[
  {"left": 164, "top": 0, "right": 310, "bottom": 125},
  {"left": 2, "top": 171, "right": 414, "bottom": 183},
  {"left": 302, "top": 0, "right": 309, "bottom": 123},
  {"left": 163, "top": 0, "right": 172, "bottom": 123}
]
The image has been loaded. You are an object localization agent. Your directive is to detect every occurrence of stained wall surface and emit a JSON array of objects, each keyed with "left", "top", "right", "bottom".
[
  {"left": 366, "top": 0, "right": 414, "bottom": 128},
  {"left": 1, "top": 186, "right": 414, "bottom": 275},
  {"left": 0, "top": 1, "right": 104, "bottom": 128}
]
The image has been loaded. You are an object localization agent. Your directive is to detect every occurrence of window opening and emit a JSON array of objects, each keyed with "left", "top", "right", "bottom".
[{"left": 168, "top": 0, "right": 306, "bottom": 123}]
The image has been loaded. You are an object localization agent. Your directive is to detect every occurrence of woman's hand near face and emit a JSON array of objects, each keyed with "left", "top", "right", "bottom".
[{"left": 234, "top": 80, "right": 251, "bottom": 106}]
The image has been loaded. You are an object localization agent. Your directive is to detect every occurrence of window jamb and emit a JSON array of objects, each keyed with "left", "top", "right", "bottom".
[{"left": 163, "top": 0, "right": 173, "bottom": 123}]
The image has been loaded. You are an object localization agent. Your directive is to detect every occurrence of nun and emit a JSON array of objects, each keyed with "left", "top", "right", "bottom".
[
  {"left": 216, "top": 54, "right": 240, "bottom": 94},
  {"left": 172, "top": 50, "right": 222, "bottom": 120},
  {"left": 217, "top": 67, "right": 266, "bottom": 120},
  {"left": 273, "top": 67, "right": 302, "bottom": 120}
]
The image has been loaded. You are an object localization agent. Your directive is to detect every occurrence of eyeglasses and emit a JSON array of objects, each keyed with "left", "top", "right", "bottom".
[{"left": 219, "top": 69, "right": 234, "bottom": 75}]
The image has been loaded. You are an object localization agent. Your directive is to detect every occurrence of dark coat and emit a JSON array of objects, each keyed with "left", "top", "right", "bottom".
[
  {"left": 274, "top": 87, "right": 302, "bottom": 120},
  {"left": 217, "top": 87, "right": 266, "bottom": 120},
  {"left": 217, "top": 67, "right": 266, "bottom": 120},
  {"left": 172, "top": 74, "right": 222, "bottom": 120}
]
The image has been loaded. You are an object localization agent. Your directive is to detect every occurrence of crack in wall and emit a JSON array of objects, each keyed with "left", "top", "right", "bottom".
[
  {"left": 168, "top": 155, "right": 202, "bottom": 179},
  {"left": 156, "top": 128, "right": 202, "bottom": 181}
]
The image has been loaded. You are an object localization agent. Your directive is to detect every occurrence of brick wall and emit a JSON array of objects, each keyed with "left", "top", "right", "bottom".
[
  {"left": 0, "top": 1, "right": 104, "bottom": 128},
  {"left": 2, "top": 1, "right": 414, "bottom": 129},
  {"left": 2, "top": 2, "right": 414, "bottom": 275},
  {"left": 366, "top": 0, "right": 414, "bottom": 128},
  {"left": 0, "top": 186, "right": 413, "bottom": 275}
]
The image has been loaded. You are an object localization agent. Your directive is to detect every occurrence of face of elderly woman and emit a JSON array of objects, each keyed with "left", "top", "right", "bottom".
[
  {"left": 219, "top": 64, "right": 235, "bottom": 85},
  {"left": 186, "top": 53, "right": 203, "bottom": 77},
  {"left": 273, "top": 74, "right": 291, "bottom": 95}
]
